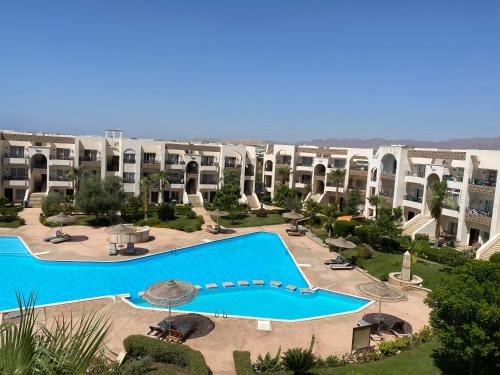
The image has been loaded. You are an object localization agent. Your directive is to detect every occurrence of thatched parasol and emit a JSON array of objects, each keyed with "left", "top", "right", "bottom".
[
  {"left": 325, "top": 237, "right": 356, "bottom": 258},
  {"left": 143, "top": 279, "right": 199, "bottom": 329},
  {"left": 210, "top": 209, "right": 229, "bottom": 225},
  {"left": 356, "top": 281, "right": 407, "bottom": 330},
  {"left": 45, "top": 213, "right": 76, "bottom": 232},
  {"left": 282, "top": 211, "right": 304, "bottom": 226},
  {"left": 105, "top": 224, "right": 136, "bottom": 244}
]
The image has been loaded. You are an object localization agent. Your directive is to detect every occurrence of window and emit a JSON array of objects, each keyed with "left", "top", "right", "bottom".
[
  {"left": 83, "top": 150, "right": 98, "bottom": 161},
  {"left": 143, "top": 153, "right": 156, "bottom": 163},
  {"left": 15, "top": 189, "right": 25, "bottom": 200},
  {"left": 56, "top": 148, "right": 70, "bottom": 160},
  {"left": 332, "top": 159, "right": 346, "bottom": 169},
  {"left": 9, "top": 146, "right": 24, "bottom": 158},
  {"left": 166, "top": 154, "right": 180, "bottom": 165},
  {"left": 10, "top": 168, "right": 26, "bottom": 180},
  {"left": 201, "top": 156, "right": 214, "bottom": 166},
  {"left": 124, "top": 153, "right": 136, "bottom": 163},
  {"left": 123, "top": 173, "right": 135, "bottom": 183}
]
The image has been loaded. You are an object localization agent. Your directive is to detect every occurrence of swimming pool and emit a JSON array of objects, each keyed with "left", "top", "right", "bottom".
[{"left": 0, "top": 233, "right": 371, "bottom": 320}]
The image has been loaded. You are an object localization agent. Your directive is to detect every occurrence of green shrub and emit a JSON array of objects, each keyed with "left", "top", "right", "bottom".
[
  {"left": 233, "top": 351, "right": 254, "bottom": 375},
  {"left": 323, "top": 354, "right": 347, "bottom": 368},
  {"left": 419, "top": 245, "right": 471, "bottom": 267},
  {"left": 260, "top": 193, "right": 272, "bottom": 204},
  {"left": 255, "top": 207, "right": 267, "bottom": 217},
  {"left": 41, "top": 192, "right": 65, "bottom": 217},
  {"left": 134, "top": 217, "right": 161, "bottom": 227},
  {"left": 357, "top": 243, "right": 374, "bottom": 259},
  {"left": 333, "top": 220, "right": 358, "bottom": 237},
  {"left": 185, "top": 210, "right": 197, "bottom": 219},
  {"left": 120, "top": 356, "right": 153, "bottom": 374},
  {"left": 414, "top": 233, "right": 429, "bottom": 241},
  {"left": 123, "top": 335, "right": 209, "bottom": 375},
  {"left": 123, "top": 196, "right": 144, "bottom": 221},
  {"left": 489, "top": 253, "right": 500, "bottom": 263},
  {"left": 157, "top": 203, "right": 176, "bottom": 220},
  {"left": 253, "top": 348, "right": 281, "bottom": 372},
  {"left": 378, "top": 336, "right": 412, "bottom": 356},
  {"left": 281, "top": 348, "right": 316, "bottom": 374},
  {"left": 175, "top": 205, "right": 193, "bottom": 215}
]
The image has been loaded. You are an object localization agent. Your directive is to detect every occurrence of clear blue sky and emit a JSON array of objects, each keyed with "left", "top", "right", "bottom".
[{"left": 1, "top": 0, "right": 499, "bottom": 142}]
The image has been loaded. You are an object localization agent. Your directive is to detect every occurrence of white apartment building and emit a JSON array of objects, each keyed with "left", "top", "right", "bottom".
[
  {"left": 263, "top": 143, "right": 500, "bottom": 260},
  {"left": 0, "top": 129, "right": 260, "bottom": 208}
]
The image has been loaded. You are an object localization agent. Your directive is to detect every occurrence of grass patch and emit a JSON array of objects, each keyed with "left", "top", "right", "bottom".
[
  {"left": 0, "top": 219, "right": 24, "bottom": 228},
  {"left": 314, "top": 339, "right": 441, "bottom": 375},
  {"left": 342, "top": 249, "right": 452, "bottom": 290},
  {"left": 218, "top": 213, "right": 287, "bottom": 228},
  {"left": 74, "top": 215, "right": 113, "bottom": 227},
  {"left": 135, "top": 215, "right": 205, "bottom": 232}
]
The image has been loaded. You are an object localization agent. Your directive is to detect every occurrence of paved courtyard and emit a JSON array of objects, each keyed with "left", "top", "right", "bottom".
[{"left": 1, "top": 208, "right": 431, "bottom": 374}]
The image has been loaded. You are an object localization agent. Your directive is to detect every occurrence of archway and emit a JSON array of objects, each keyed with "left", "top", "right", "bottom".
[
  {"left": 186, "top": 178, "right": 197, "bottom": 194},
  {"left": 30, "top": 154, "right": 47, "bottom": 192},
  {"left": 314, "top": 180, "right": 325, "bottom": 195},
  {"left": 31, "top": 154, "right": 47, "bottom": 170},
  {"left": 186, "top": 161, "right": 199, "bottom": 174},
  {"left": 314, "top": 163, "right": 326, "bottom": 176},
  {"left": 426, "top": 173, "right": 440, "bottom": 211},
  {"left": 264, "top": 160, "right": 273, "bottom": 172},
  {"left": 381, "top": 153, "right": 397, "bottom": 175},
  {"left": 370, "top": 168, "right": 378, "bottom": 182}
]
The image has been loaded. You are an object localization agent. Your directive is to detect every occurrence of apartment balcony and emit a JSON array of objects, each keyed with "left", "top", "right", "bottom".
[
  {"left": 404, "top": 195, "right": 423, "bottom": 203},
  {"left": 141, "top": 160, "right": 161, "bottom": 171},
  {"left": 296, "top": 162, "right": 313, "bottom": 172},
  {"left": 224, "top": 163, "right": 242, "bottom": 172},
  {"left": 49, "top": 155, "right": 74, "bottom": 166},
  {"left": 167, "top": 180, "right": 185, "bottom": 190},
  {"left": 468, "top": 178, "right": 496, "bottom": 195},
  {"left": 201, "top": 163, "right": 218, "bottom": 172},
  {"left": 2, "top": 176, "right": 28, "bottom": 187},
  {"left": 404, "top": 170, "right": 425, "bottom": 185},
  {"left": 79, "top": 157, "right": 102, "bottom": 169},
  {"left": 199, "top": 182, "right": 219, "bottom": 190},
  {"left": 49, "top": 176, "right": 72, "bottom": 187},
  {"left": 465, "top": 208, "right": 492, "bottom": 227},
  {"left": 381, "top": 172, "right": 396, "bottom": 181},
  {"left": 3, "top": 154, "right": 26, "bottom": 165}
]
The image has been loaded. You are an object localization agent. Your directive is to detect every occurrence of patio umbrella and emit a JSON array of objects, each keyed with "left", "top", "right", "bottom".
[
  {"left": 282, "top": 211, "right": 304, "bottom": 226},
  {"left": 105, "top": 224, "right": 136, "bottom": 244},
  {"left": 325, "top": 237, "right": 356, "bottom": 259},
  {"left": 143, "top": 279, "right": 199, "bottom": 329},
  {"left": 45, "top": 213, "right": 76, "bottom": 232},
  {"left": 211, "top": 209, "right": 229, "bottom": 225},
  {"left": 356, "top": 281, "right": 407, "bottom": 331}
]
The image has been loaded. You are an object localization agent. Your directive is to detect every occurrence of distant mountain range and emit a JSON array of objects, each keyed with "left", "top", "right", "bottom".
[{"left": 297, "top": 136, "right": 500, "bottom": 150}]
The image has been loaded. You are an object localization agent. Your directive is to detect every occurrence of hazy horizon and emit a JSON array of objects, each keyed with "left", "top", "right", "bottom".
[{"left": 1, "top": 1, "right": 499, "bottom": 142}]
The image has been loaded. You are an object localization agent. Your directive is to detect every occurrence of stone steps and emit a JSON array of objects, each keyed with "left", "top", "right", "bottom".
[
  {"left": 187, "top": 194, "right": 202, "bottom": 207},
  {"left": 402, "top": 215, "right": 432, "bottom": 236},
  {"left": 29, "top": 193, "right": 45, "bottom": 208}
]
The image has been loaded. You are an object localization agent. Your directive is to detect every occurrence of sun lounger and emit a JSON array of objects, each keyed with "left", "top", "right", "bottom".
[
  {"left": 207, "top": 225, "right": 219, "bottom": 234},
  {"left": 109, "top": 242, "right": 118, "bottom": 255},
  {"left": 43, "top": 230, "right": 63, "bottom": 242},
  {"left": 390, "top": 321, "right": 410, "bottom": 337},
  {"left": 330, "top": 263, "right": 354, "bottom": 270},
  {"left": 126, "top": 242, "right": 135, "bottom": 255},
  {"left": 50, "top": 233, "right": 72, "bottom": 244},
  {"left": 163, "top": 320, "right": 196, "bottom": 343},
  {"left": 287, "top": 230, "right": 304, "bottom": 236},
  {"left": 324, "top": 256, "right": 348, "bottom": 265}
]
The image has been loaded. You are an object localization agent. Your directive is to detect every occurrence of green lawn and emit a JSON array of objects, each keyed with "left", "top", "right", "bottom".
[
  {"left": 0, "top": 219, "right": 24, "bottom": 228},
  {"left": 218, "top": 213, "right": 287, "bottom": 228},
  {"left": 154, "top": 215, "right": 204, "bottom": 232},
  {"left": 342, "top": 249, "right": 452, "bottom": 290},
  {"left": 74, "top": 215, "right": 113, "bottom": 227},
  {"left": 313, "top": 339, "right": 441, "bottom": 375}
]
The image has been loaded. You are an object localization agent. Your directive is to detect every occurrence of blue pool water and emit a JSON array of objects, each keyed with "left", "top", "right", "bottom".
[{"left": 0, "top": 233, "right": 370, "bottom": 320}]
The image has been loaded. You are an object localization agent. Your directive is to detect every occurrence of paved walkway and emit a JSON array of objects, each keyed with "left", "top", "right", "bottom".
[{"left": 2, "top": 208, "right": 431, "bottom": 374}]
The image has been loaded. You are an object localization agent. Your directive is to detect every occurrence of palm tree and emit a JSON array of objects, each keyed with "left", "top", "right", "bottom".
[
  {"left": 283, "top": 195, "right": 303, "bottom": 213},
  {"left": 155, "top": 171, "right": 169, "bottom": 203},
  {"left": 368, "top": 194, "right": 384, "bottom": 220},
  {"left": 140, "top": 174, "right": 158, "bottom": 218},
  {"left": 328, "top": 169, "right": 346, "bottom": 208},
  {"left": 429, "top": 180, "right": 448, "bottom": 247},
  {"left": 0, "top": 293, "right": 109, "bottom": 374},
  {"left": 277, "top": 166, "right": 292, "bottom": 185},
  {"left": 68, "top": 167, "right": 82, "bottom": 195}
]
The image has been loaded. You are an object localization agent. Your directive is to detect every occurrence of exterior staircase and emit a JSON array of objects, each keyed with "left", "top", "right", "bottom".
[
  {"left": 309, "top": 193, "right": 324, "bottom": 203},
  {"left": 246, "top": 194, "right": 260, "bottom": 209},
  {"left": 187, "top": 194, "right": 203, "bottom": 207},
  {"left": 29, "top": 192, "right": 45, "bottom": 208},
  {"left": 476, "top": 234, "right": 500, "bottom": 260},
  {"left": 402, "top": 214, "right": 433, "bottom": 237}
]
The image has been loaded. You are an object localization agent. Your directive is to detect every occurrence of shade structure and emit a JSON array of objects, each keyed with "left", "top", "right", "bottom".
[
  {"left": 356, "top": 281, "right": 407, "bottom": 331},
  {"left": 143, "top": 280, "right": 199, "bottom": 330},
  {"left": 45, "top": 213, "right": 76, "bottom": 231},
  {"left": 282, "top": 210, "right": 304, "bottom": 220},
  {"left": 325, "top": 236, "right": 356, "bottom": 258},
  {"left": 211, "top": 209, "right": 229, "bottom": 225},
  {"left": 105, "top": 224, "right": 136, "bottom": 245}
]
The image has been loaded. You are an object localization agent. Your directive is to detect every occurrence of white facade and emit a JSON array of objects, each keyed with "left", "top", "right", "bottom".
[{"left": 0, "top": 130, "right": 259, "bottom": 207}]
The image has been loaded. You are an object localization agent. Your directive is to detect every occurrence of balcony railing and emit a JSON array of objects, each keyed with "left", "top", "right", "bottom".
[
  {"left": 379, "top": 191, "right": 393, "bottom": 198},
  {"left": 296, "top": 162, "right": 313, "bottom": 167},
  {"left": 406, "top": 170, "right": 425, "bottom": 178},
  {"left": 443, "top": 200, "right": 460, "bottom": 211},
  {"left": 225, "top": 163, "right": 241, "bottom": 168},
  {"left": 166, "top": 159, "right": 185, "bottom": 165},
  {"left": 167, "top": 178, "right": 184, "bottom": 184},
  {"left": 49, "top": 176, "right": 71, "bottom": 181},
  {"left": 443, "top": 175, "right": 463, "bottom": 183},
  {"left": 349, "top": 165, "right": 368, "bottom": 172},
  {"left": 3, "top": 176, "right": 27, "bottom": 181},
  {"left": 469, "top": 178, "right": 496, "bottom": 187},
  {"left": 50, "top": 155, "right": 73, "bottom": 161},
  {"left": 466, "top": 207, "right": 493, "bottom": 217},
  {"left": 404, "top": 195, "right": 423, "bottom": 203}
]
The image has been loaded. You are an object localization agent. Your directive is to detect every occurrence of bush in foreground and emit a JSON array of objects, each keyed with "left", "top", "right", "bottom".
[
  {"left": 233, "top": 351, "right": 254, "bottom": 375},
  {"left": 123, "top": 335, "right": 209, "bottom": 375}
]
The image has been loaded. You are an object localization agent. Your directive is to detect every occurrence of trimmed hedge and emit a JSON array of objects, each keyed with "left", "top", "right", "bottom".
[
  {"left": 333, "top": 220, "right": 359, "bottom": 238},
  {"left": 233, "top": 351, "right": 254, "bottom": 375},
  {"left": 123, "top": 335, "right": 209, "bottom": 375},
  {"left": 489, "top": 253, "right": 500, "bottom": 263},
  {"left": 419, "top": 245, "right": 471, "bottom": 267}
]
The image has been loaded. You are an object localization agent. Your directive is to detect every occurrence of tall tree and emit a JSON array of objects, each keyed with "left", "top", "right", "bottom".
[
  {"left": 283, "top": 195, "right": 303, "bottom": 213},
  {"left": 425, "top": 261, "right": 500, "bottom": 374},
  {"left": 277, "top": 166, "right": 292, "bottom": 185},
  {"left": 140, "top": 174, "right": 158, "bottom": 218},
  {"left": 368, "top": 194, "right": 384, "bottom": 220},
  {"left": 68, "top": 167, "right": 82, "bottom": 195},
  {"left": 214, "top": 169, "right": 241, "bottom": 212},
  {"left": 429, "top": 180, "right": 448, "bottom": 246},
  {"left": 75, "top": 174, "right": 126, "bottom": 219},
  {"left": 328, "top": 169, "right": 346, "bottom": 207},
  {"left": 346, "top": 188, "right": 362, "bottom": 215}
]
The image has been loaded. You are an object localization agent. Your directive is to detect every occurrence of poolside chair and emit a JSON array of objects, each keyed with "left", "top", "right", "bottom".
[
  {"left": 50, "top": 233, "right": 72, "bottom": 244},
  {"left": 126, "top": 242, "right": 135, "bottom": 255},
  {"left": 207, "top": 225, "right": 219, "bottom": 234},
  {"left": 163, "top": 320, "right": 196, "bottom": 343},
  {"left": 109, "top": 242, "right": 118, "bottom": 256},
  {"left": 43, "top": 230, "right": 63, "bottom": 242},
  {"left": 324, "top": 256, "right": 348, "bottom": 265},
  {"left": 390, "top": 321, "right": 410, "bottom": 338},
  {"left": 330, "top": 262, "right": 354, "bottom": 270}
]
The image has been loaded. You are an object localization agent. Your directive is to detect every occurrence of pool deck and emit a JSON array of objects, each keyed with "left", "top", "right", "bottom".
[{"left": 1, "top": 208, "right": 431, "bottom": 374}]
